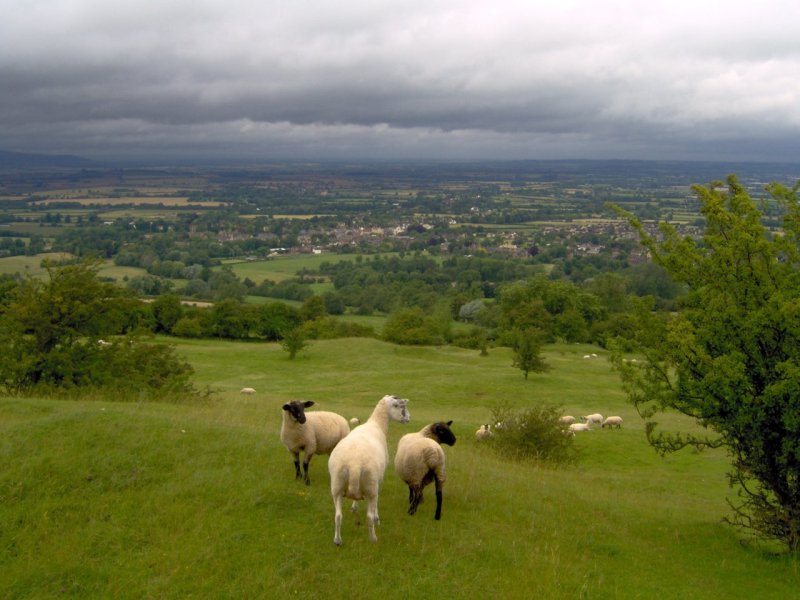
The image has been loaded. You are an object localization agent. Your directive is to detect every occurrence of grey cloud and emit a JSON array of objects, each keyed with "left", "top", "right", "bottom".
[{"left": 1, "top": 0, "right": 800, "bottom": 162}]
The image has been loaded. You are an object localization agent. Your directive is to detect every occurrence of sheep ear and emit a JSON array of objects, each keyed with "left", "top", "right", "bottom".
[
  {"left": 446, "top": 420, "right": 453, "bottom": 426},
  {"left": 303, "top": 400, "right": 315, "bottom": 408},
  {"left": 282, "top": 403, "right": 290, "bottom": 411}
]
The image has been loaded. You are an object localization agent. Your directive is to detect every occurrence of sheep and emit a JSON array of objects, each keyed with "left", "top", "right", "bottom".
[
  {"left": 395, "top": 421, "right": 456, "bottom": 520},
  {"left": 558, "top": 415, "right": 576, "bottom": 426},
  {"left": 601, "top": 416, "right": 623, "bottom": 429},
  {"left": 240, "top": 387, "right": 256, "bottom": 395},
  {"left": 280, "top": 400, "right": 350, "bottom": 486},
  {"left": 349, "top": 417, "right": 360, "bottom": 427},
  {"left": 475, "top": 424, "right": 492, "bottom": 440},
  {"left": 568, "top": 422, "right": 591, "bottom": 433},
  {"left": 328, "top": 394, "right": 411, "bottom": 545},
  {"left": 582, "top": 413, "right": 604, "bottom": 426}
]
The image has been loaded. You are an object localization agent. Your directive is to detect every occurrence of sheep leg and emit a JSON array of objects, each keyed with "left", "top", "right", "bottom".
[
  {"left": 434, "top": 478, "right": 444, "bottom": 521},
  {"left": 408, "top": 485, "right": 423, "bottom": 516},
  {"left": 292, "top": 452, "right": 302, "bottom": 480},
  {"left": 366, "top": 496, "right": 379, "bottom": 543},
  {"left": 302, "top": 457, "right": 311, "bottom": 486},
  {"left": 333, "top": 494, "right": 343, "bottom": 546}
]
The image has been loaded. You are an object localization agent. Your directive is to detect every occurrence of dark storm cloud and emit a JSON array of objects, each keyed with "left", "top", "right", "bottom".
[{"left": 1, "top": 0, "right": 799, "bottom": 162}]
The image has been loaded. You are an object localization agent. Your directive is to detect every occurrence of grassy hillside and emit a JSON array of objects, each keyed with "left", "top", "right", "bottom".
[{"left": 1, "top": 339, "right": 798, "bottom": 599}]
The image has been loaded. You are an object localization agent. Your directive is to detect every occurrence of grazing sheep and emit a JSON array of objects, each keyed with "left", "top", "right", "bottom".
[
  {"left": 582, "top": 413, "right": 604, "bottom": 425},
  {"left": 280, "top": 400, "right": 350, "bottom": 486},
  {"left": 349, "top": 417, "right": 360, "bottom": 427},
  {"left": 328, "top": 394, "right": 411, "bottom": 545},
  {"left": 601, "top": 416, "right": 623, "bottom": 429},
  {"left": 240, "top": 387, "right": 256, "bottom": 395},
  {"left": 569, "top": 422, "right": 591, "bottom": 433},
  {"left": 558, "top": 415, "right": 576, "bottom": 426},
  {"left": 475, "top": 424, "right": 492, "bottom": 440},
  {"left": 395, "top": 421, "right": 456, "bottom": 520}
]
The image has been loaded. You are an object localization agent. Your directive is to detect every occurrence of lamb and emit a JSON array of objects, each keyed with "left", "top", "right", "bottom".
[
  {"left": 328, "top": 394, "right": 411, "bottom": 545},
  {"left": 558, "top": 415, "right": 576, "bottom": 426},
  {"left": 349, "top": 417, "right": 360, "bottom": 427},
  {"left": 601, "top": 416, "right": 623, "bottom": 429},
  {"left": 475, "top": 424, "right": 492, "bottom": 440},
  {"left": 240, "top": 387, "right": 256, "bottom": 395},
  {"left": 582, "top": 413, "right": 604, "bottom": 425},
  {"left": 395, "top": 421, "right": 456, "bottom": 520},
  {"left": 280, "top": 400, "right": 350, "bottom": 486}
]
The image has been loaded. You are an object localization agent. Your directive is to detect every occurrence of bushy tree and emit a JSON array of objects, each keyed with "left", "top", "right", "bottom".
[
  {"left": 609, "top": 175, "right": 800, "bottom": 551},
  {"left": 0, "top": 260, "right": 197, "bottom": 400},
  {"left": 511, "top": 327, "right": 549, "bottom": 379},
  {"left": 383, "top": 307, "right": 446, "bottom": 346},
  {"left": 487, "top": 400, "right": 576, "bottom": 464}
]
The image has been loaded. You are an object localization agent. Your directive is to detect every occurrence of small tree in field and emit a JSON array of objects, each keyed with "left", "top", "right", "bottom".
[
  {"left": 511, "top": 327, "right": 549, "bottom": 379},
  {"left": 610, "top": 175, "right": 800, "bottom": 551},
  {"left": 281, "top": 327, "right": 308, "bottom": 360}
]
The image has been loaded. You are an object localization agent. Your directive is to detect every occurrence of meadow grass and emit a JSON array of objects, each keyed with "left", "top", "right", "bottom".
[
  {"left": 1, "top": 338, "right": 798, "bottom": 599},
  {"left": 0, "top": 255, "right": 145, "bottom": 282},
  {"left": 223, "top": 253, "right": 398, "bottom": 284}
]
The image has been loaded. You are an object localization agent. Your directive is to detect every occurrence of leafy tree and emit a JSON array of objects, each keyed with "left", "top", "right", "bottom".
[
  {"left": 281, "top": 327, "right": 308, "bottom": 359},
  {"left": 0, "top": 260, "right": 196, "bottom": 399},
  {"left": 151, "top": 294, "right": 183, "bottom": 333},
  {"left": 383, "top": 307, "right": 446, "bottom": 346},
  {"left": 300, "top": 295, "right": 327, "bottom": 321},
  {"left": 609, "top": 175, "right": 800, "bottom": 551},
  {"left": 511, "top": 327, "right": 549, "bottom": 379}
]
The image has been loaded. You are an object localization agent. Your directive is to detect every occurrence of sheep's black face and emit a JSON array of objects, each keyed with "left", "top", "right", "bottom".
[
  {"left": 432, "top": 421, "right": 456, "bottom": 446},
  {"left": 283, "top": 400, "right": 313, "bottom": 424}
]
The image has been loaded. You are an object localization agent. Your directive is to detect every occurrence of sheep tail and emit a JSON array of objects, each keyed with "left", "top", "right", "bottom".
[{"left": 346, "top": 464, "right": 363, "bottom": 501}]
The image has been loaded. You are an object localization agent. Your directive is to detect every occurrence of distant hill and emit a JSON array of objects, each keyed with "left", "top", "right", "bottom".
[{"left": 0, "top": 149, "right": 100, "bottom": 169}]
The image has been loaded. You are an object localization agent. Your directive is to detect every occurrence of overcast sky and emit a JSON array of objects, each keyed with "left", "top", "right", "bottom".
[{"left": 2, "top": 0, "right": 800, "bottom": 164}]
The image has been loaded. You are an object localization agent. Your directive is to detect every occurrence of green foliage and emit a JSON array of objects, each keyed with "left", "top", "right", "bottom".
[
  {"left": 0, "top": 260, "right": 199, "bottom": 400},
  {"left": 151, "top": 294, "right": 183, "bottom": 333},
  {"left": 609, "top": 175, "right": 800, "bottom": 551},
  {"left": 487, "top": 400, "right": 576, "bottom": 464},
  {"left": 511, "top": 327, "right": 549, "bottom": 379},
  {"left": 280, "top": 327, "right": 308, "bottom": 359},
  {"left": 299, "top": 316, "right": 375, "bottom": 340},
  {"left": 382, "top": 306, "right": 447, "bottom": 345}
]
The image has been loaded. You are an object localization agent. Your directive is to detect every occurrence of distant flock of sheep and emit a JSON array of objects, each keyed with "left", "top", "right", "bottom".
[
  {"left": 474, "top": 412, "right": 623, "bottom": 441},
  {"left": 260, "top": 383, "right": 622, "bottom": 546}
]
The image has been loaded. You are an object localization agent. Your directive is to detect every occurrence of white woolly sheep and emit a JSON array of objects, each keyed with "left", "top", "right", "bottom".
[
  {"left": 558, "top": 415, "right": 576, "bottom": 426},
  {"left": 395, "top": 421, "right": 456, "bottom": 520},
  {"left": 568, "top": 422, "right": 592, "bottom": 433},
  {"left": 601, "top": 416, "right": 623, "bottom": 429},
  {"left": 328, "top": 394, "right": 411, "bottom": 545},
  {"left": 349, "top": 417, "right": 360, "bottom": 427},
  {"left": 240, "top": 387, "right": 256, "bottom": 395},
  {"left": 280, "top": 400, "right": 350, "bottom": 486},
  {"left": 475, "top": 424, "right": 492, "bottom": 440},
  {"left": 582, "top": 413, "right": 604, "bottom": 425}
]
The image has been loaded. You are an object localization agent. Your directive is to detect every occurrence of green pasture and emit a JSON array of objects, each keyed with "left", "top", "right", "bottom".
[
  {"left": 2, "top": 338, "right": 798, "bottom": 599},
  {"left": 0, "top": 255, "right": 146, "bottom": 282},
  {"left": 224, "top": 254, "right": 392, "bottom": 284}
]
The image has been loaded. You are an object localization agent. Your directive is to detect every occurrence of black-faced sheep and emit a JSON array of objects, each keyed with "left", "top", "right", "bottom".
[
  {"left": 394, "top": 421, "right": 456, "bottom": 520},
  {"left": 328, "top": 394, "right": 411, "bottom": 545},
  {"left": 280, "top": 400, "right": 350, "bottom": 486}
]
